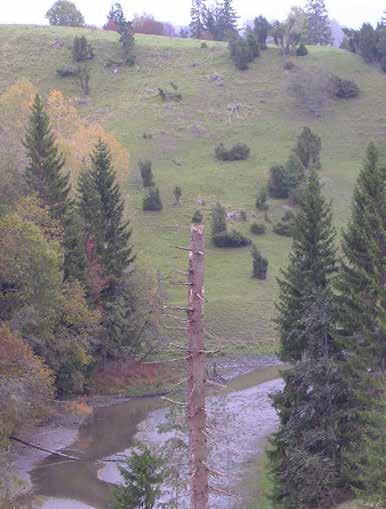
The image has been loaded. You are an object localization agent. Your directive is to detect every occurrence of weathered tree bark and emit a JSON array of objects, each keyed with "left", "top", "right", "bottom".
[{"left": 187, "top": 224, "right": 209, "bottom": 509}]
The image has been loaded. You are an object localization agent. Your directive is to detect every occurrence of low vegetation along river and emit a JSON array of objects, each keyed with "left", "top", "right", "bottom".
[{"left": 26, "top": 360, "right": 282, "bottom": 509}]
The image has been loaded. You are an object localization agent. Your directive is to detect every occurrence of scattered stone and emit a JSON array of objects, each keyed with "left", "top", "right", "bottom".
[
  {"left": 75, "top": 97, "right": 92, "bottom": 106},
  {"left": 51, "top": 38, "right": 64, "bottom": 49},
  {"left": 172, "top": 159, "right": 183, "bottom": 167},
  {"left": 191, "top": 123, "right": 207, "bottom": 134}
]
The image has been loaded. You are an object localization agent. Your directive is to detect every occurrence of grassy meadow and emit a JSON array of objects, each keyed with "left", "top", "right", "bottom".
[{"left": 1, "top": 25, "right": 386, "bottom": 355}]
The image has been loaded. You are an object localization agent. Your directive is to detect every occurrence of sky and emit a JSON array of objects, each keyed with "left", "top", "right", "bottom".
[{"left": 0, "top": 0, "right": 384, "bottom": 29}]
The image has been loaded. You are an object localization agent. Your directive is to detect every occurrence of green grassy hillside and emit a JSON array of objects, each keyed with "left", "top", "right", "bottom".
[{"left": 1, "top": 25, "right": 386, "bottom": 355}]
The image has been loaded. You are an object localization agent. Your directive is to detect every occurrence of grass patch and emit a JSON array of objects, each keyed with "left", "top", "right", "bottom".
[{"left": 1, "top": 26, "right": 386, "bottom": 355}]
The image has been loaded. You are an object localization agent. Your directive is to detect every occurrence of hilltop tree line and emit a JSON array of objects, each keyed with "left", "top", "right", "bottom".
[
  {"left": 270, "top": 144, "right": 386, "bottom": 508},
  {"left": 342, "top": 14, "right": 386, "bottom": 72},
  {"left": 46, "top": 0, "right": 333, "bottom": 49}
]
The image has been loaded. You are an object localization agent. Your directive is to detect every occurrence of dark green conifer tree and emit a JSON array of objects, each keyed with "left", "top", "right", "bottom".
[
  {"left": 359, "top": 22, "right": 378, "bottom": 62},
  {"left": 270, "top": 171, "right": 354, "bottom": 508},
  {"left": 336, "top": 143, "right": 386, "bottom": 504},
  {"left": 276, "top": 170, "right": 336, "bottom": 361},
  {"left": 294, "top": 127, "right": 322, "bottom": 170},
  {"left": 190, "top": 0, "right": 204, "bottom": 39},
  {"left": 253, "top": 15, "right": 270, "bottom": 49},
  {"left": 79, "top": 140, "right": 135, "bottom": 281},
  {"left": 211, "top": 201, "right": 227, "bottom": 237},
  {"left": 24, "top": 94, "right": 70, "bottom": 221},
  {"left": 306, "top": 0, "right": 332, "bottom": 45},
  {"left": 217, "top": 0, "right": 238, "bottom": 39}
]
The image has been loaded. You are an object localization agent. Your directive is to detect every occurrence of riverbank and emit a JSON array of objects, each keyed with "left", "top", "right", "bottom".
[
  {"left": 98, "top": 372, "right": 284, "bottom": 508},
  {"left": 10, "top": 356, "right": 282, "bottom": 509},
  {"left": 9, "top": 407, "right": 89, "bottom": 507}
]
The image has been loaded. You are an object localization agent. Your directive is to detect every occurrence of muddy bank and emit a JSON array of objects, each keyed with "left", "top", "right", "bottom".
[
  {"left": 13, "top": 356, "right": 281, "bottom": 509},
  {"left": 99, "top": 377, "right": 284, "bottom": 508},
  {"left": 9, "top": 411, "right": 87, "bottom": 504}
]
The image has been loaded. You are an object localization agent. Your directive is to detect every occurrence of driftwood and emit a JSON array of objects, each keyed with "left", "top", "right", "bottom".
[{"left": 10, "top": 436, "right": 80, "bottom": 461}]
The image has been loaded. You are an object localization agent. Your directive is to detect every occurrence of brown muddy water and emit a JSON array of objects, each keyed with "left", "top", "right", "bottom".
[{"left": 28, "top": 360, "right": 282, "bottom": 509}]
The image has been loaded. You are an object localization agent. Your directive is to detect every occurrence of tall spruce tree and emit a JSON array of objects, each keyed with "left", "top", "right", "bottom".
[
  {"left": 190, "top": 0, "right": 204, "bottom": 38},
  {"left": 336, "top": 143, "right": 386, "bottom": 504},
  {"left": 253, "top": 15, "right": 270, "bottom": 49},
  {"left": 24, "top": 94, "right": 70, "bottom": 221},
  {"left": 270, "top": 170, "right": 355, "bottom": 508},
  {"left": 217, "top": 0, "right": 238, "bottom": 39},
  {"left": 306, "top": 0, "right": 332, "bottom": 45},
  {"left": 79, "top": 140, "right": 134, "bottom": 282},
  {"left": 276, "top": 170, "right": 336, "bottom": 362}
]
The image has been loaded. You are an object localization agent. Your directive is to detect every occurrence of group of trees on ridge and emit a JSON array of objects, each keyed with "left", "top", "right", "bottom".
[{"left": 342, "top": 17, "right": 386, "bottom": 72}]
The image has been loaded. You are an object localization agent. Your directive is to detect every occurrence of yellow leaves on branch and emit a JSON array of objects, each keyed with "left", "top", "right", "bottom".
[
  {"left": 0, "top": 325, "right": 54, "bottom": 443},
  {"left": 46, "top": 89, "right": 129, "bottom": 185},
  {"left": 0, "top": 82, "right": 130, "bottom": 187},
  {"left": 0, "top": 78, "right": 36, "bottom": 133},
  {"left": 67, "top": 123, "right": 130, "bottom": 186}
]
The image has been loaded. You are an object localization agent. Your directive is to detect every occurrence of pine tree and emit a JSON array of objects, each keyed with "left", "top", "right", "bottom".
[
  {"left": 24, "top": 94, "right": 70, "bottom": 221},
  {"left": 253, "top": 15, "right": 270, "bottom": 49},
  {"left": 211, "top": 201, "right": 227, "bottom": 237},
  {"left": 359, "top": 22, "right": 378, "bottom": 62},
  {"left": 79, "top": 140, "right": 135, "bottom": 281},
  {"left": 217, "top": 0, "right": 238, "bottom": 40},
  {"left": 306, "top": 0, "right": 332, "bottom": 45},
  {"left": 112, "top": 445, "right": 164, "bottom": 509},
  {"left": 269, "top": 171, "right": 355, "bottom": 508},
  {"left": 276, "top": 170, "right": 337, "bottom": 362},
  {"left": 294, "top": 126, "right": 322, "bottom": 169},
  {"left": 336, "top": 143, "right": 386, "bottom": 504},
  {"left": 190, "top": 0, "right": 204, "bottom": 39}
]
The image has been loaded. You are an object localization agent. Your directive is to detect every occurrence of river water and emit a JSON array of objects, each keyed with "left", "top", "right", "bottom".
[{"left": 28, "top": 363, "right": 282, "bottom": 509}]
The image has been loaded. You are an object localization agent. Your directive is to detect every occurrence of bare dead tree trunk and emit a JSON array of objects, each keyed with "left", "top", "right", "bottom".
[{"left": 187, "top": 224, "right": 209, "bottom": 509}]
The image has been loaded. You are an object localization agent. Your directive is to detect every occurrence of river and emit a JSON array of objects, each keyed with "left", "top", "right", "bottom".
[{"left": 24, "top": 361, "right": 283, "bottom": 509}]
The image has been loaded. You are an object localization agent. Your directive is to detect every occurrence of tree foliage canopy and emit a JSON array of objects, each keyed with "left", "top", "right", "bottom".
[{"left": 46, "top": 0, "right": 84, "bottom": 26}]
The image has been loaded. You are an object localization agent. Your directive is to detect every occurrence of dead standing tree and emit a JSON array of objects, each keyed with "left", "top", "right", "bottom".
[{"left": 187, "top": 224, "right": 209, "bottom": 509}]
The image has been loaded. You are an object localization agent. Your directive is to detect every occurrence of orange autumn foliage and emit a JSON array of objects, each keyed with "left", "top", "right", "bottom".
[
  {"left": 0, "top": 325, "right": 54, "bottom": 445},
  {"left": 45, "top": 89, "right": 129, "bottom": 185},
  {"left": 0, "top": 82, "right": 130, "bottom": 193}
]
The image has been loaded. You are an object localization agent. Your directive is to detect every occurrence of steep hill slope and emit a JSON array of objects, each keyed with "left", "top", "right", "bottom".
[{"left": 1, "top": 25, "right": 386, "bottom": 355}]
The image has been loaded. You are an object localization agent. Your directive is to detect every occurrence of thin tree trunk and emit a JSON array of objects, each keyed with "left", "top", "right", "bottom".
[{"left": 187, "top": 224, "right": 209, "bottom": 509}]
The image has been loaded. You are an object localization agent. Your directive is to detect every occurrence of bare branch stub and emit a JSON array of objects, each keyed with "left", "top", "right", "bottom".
[{"left": 187, "top": 223, "right": 209, "bottom": 509}]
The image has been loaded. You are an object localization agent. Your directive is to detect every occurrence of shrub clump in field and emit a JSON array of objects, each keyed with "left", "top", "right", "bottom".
[
  {"left": 215, "top": 143, "right": 250, "bottom": 161},
  {"left": 138, "top": 160, "right": 154, "bottom": 187},
  {"left": 213, "top": 229, "right": 251, "bottom": 247},
  {"left": 331, "top": 75, "right": 360, "bottom": 98},
  {"left": 158, "top": 82, "right": 182, "bottom": 102},
  {"left": 283, "top": 60, "right": 296, "bottom": 70},
  {"left": 256, "top": 186, "right": 269, "bottom": 210},
  {"left": 296, "top": 43, "right": 308, "bottom": 56},
  {"left": 72, "top": 35, "right": 94, "bottom": 62},
  {"left": 273, "top": 210, "right": 295, "bottom": 237},
  {"left": 56, "top": 66, "right": 77, "bottom": 77},
  {"left": 173, "top": 186, "right": 182, "bottom": 206},
  {"left": 250, "top": 222, "right": 266, "bottom": 235},
  {"left": 192, "top": 209, "right": 203, "bottom": 224},
  {"left": 251, "top": 244, "right": 268, "bottom": 279},
  {"left": 143, "top": 187, "right": 163, "bottom": 211},
  {"left": 211, "top": 202, "right": 251, "bottom": 248}
]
